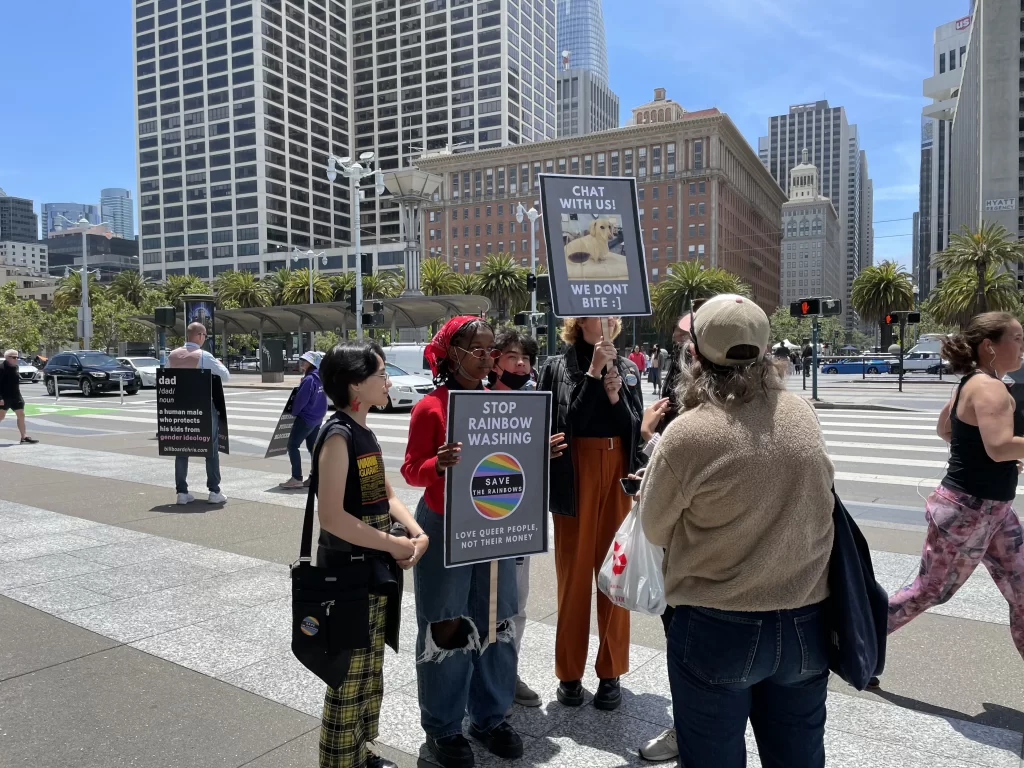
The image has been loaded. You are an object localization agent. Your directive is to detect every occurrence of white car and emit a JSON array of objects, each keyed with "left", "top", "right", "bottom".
[
  {"left": 117, "top": 356, "right": 161, "bottom": 388},
  {"left": 16, "top": 358, "right": 40, "bottom": 383},
  {"left": 381, "top": 362, "right": 434, "bottom": 411},
  {"left": 380, "top": 344, "right": 431, "bottom": 378}
]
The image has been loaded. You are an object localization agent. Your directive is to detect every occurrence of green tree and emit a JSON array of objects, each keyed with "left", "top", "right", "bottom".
[
  {"left": 651, "top": 261, "right": 749, "bottom": 332},
  {"left": 214, "top": 270, "right": 271, "bottom": 308},
  {"left": 162, "top": 274, "right": 207, "bottom": 308},
  {"left": 91, "top": 294, "right": 155, "bottom": 351},
  {"left": 478, "top": 253, "right": 527, "bottom": 319},
  {"left": 109, "top": 270, "right": 152, "bottom": 308},
  {"left": 52, "top": 270, "right": 106, "bottom": 310},
  {"left": 767, "top": 307, "right": 846, "bottom": 347},
  {"left": 0, "top": 283, "right": 43, "bottom": 354},
  {"left": 263, "top": 268, "right": 292, "bottom": 306},
  {"left": 330, "top": 272, "right": 357, "bottom": 301},
  {"left": 452, "top": 272, "right": 483, "bottom": 297},
  {"left": 362, "top": 272, "right": 402, "bottom": 299},
  {"left": 851, "top": 260, "right": 914, "bottom": 348},
  {"left": 926, "top": 265, "right": 1020, "bottom": 329},
  {"left": 932, "top": 223, "right": 1024, "bottom": 315},
  {"left": 40, "top": 307, "right": 77, "bottom": 354},
  {"left": 281, "top": 268, "right": 333, "bottom": 305}
]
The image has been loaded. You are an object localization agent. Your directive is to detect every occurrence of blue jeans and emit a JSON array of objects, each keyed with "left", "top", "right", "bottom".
[
  {"left": 287, "top": 418, "right": 319, "bottom": 480},
  {"left": 667, "top": 602, "right": 829, "bottom": 768},
  {"left": 174, "top": 412, "right": 221, "bottom": 494},
  {"left": 413, "top": 499, "right": 518, "bottom": 738}
]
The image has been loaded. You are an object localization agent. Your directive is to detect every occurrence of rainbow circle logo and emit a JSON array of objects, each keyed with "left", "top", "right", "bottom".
[{"left": 470, "top": 453, "right": 526, "bottom": 520}]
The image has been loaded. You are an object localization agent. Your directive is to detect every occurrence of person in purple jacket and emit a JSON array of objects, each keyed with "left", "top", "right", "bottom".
[{"left": 280, "top": 350, "right": 329, "bottom": 489}]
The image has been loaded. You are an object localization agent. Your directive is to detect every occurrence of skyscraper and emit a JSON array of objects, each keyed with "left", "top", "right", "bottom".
[
  {"left": 555, "top": 0, "right": 618, "bottom": 137},
  {"left": 759, "top": 100, "right": 871, "bottom": 328},
  {"left": 0, "top": 189, "right": 39, "bottom": 243},
  {"left": 132, "top": 0, "right": 352, "bottom": 281},
  {"left": 41, "top": 203, "right": 100, "bottom": 236},
  {"left": 101, "top": 188, "right": 136, "bottom": 240},
  {"left": 918, "top": 14, "right": 971, "bottom": 296}
]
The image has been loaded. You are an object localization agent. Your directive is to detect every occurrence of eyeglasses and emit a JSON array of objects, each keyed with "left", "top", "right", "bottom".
[
  {"left": 369, "top": 371, "right": 391, "bottom": 380},
  {"left": 455, "top": 346, "right": 499, "bottom": 359}
]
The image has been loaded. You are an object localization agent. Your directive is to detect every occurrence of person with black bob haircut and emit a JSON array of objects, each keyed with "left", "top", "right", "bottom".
[{"left": 312, "top": 341, "right": 426, "bottom": 768}]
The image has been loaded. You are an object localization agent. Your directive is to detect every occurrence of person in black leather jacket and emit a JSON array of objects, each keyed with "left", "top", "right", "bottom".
[{"left": 537, "top": 316, "right": 644, "bottom": 713}]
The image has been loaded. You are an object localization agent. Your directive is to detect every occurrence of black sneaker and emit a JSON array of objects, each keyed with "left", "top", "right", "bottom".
[
  {"left": 867, "top": 676, "right": 881, "bottom": 690},
  {"left": 425, "top": 734, "right": 475, "bottom": 768},
  {"left": 469, "top": 721, "right": 524, "bottom": 760},
  {"left": 20, "top": 436, "right": 38, "bottom": 444},
  {"left": 594, "top": 677, "right": 622, "bottom": 711},
  {"left": 366, "top": 751, "right": 398, "bottom": 768},
  {"left": 556, "top": 679, "right": 585, "bottom": 707}
]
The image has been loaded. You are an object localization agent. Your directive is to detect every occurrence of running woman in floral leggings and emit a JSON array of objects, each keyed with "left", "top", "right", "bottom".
[{"left": 876, "top": 312, "right": 1024, "bottom": 686}]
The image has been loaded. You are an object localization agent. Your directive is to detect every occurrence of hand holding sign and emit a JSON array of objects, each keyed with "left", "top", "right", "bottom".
[
  {"left": 436, "top": 441, "right": 462, "bottom": 474},
  {"left": 604, "top": 367, "right": 622, "bottom": 405},
  {"left": 549, "top": 432, "right": 567, "bottom": 459},
  {"left": 589, "top": 336, "right": 617, "bottom": 378}
]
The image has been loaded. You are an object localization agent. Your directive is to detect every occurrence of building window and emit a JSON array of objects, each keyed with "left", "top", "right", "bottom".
[
  {"left": 651, "top": 248, "right": 659, "bottom": 261},
  {"left": 698, "top": 203, "right": 705, "bottom": 215},
  {"left": 688, "top": 204, "right": 695, "bottom": 216},
  {"left": 939, "top": 52, "right": 945, "bottom": 73}
]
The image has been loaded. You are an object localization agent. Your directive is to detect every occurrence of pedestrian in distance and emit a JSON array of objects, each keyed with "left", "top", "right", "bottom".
[
  {"left": 168, "top": 323, "right": 229, "bottom": 505},
  {"left": 648, "top": 343, "right": 662, "bottom": 394},
  {"left": 539, "top": 316, "right": 644, "bottom": 712},
  {"left": 280, "top": 350, "right": 329, "bottom": 489},
  {"left": 0, "top": 349, "right": 38, "bottom": 444},
  {"left": 401, "top": 316, "right": 524, "bottom": 768},
  {"left": 313, "top": 341, "right": 423, "bottom": 768},
  {"left": 873, "top": 312, "right": 1024, "bottom": 686},
  {"left": 628, "top": 345, "right": 647, "bottom": 374},
  {"left": 487, "top": 327, "right": 567, "bottom": 712},
  {"left": 640, "top": 294, "right": 835, "bottom": 768}
]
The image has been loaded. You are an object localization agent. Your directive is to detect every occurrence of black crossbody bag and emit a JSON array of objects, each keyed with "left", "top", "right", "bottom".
[{"left": 290, "top": 419, "right": 373, "bottom": 689}]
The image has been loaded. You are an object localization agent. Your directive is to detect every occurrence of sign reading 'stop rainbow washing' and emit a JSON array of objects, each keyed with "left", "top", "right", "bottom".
[{"left": 443, "top": 391, "right": 551, "bottom": 568}]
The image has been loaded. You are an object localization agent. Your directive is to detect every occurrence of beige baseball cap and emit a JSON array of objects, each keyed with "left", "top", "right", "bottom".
[{"left": 693, "top": 294, "right": 770, "bottom": 367}]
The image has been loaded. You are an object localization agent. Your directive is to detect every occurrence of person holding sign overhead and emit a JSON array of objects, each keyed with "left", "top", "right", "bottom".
[
  {"left": 538, "top": 316, "right": 644, "bottom": 712},
  {"left": 168, "top": 322, "right": 229, "bottom": 505},
  {"left": 312, "top": 341, "right": 422, "bottom": 768},
  {"left": 401, "top": 316, "right": 524, "bottom": 768}
]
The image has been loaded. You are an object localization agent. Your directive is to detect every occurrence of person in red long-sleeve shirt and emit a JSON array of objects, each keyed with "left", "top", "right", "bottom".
[{"left": 401, "top": 315, "right": 524, "bottom": 768}]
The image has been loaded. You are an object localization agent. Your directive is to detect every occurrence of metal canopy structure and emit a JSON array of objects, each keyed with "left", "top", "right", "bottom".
[{"left": 132, "top": 294, "right": 491, "bottom": 336}]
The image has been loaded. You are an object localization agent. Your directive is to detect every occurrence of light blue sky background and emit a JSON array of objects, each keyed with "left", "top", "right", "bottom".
[{"left": 0, "top": 0, "right": 970, "bottom": 274}]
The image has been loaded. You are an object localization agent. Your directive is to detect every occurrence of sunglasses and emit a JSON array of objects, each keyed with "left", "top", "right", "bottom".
[{"left": 455, "top": 345, "right": 499, "bottom": 359}]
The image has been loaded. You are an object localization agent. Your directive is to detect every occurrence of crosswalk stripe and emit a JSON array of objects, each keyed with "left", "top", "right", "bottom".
[
  {"left": 823, "top": 429, "right": 945, "bottom": 441},
  {"left": 830, "top": 454, "right": 948, "bottom": 470},
  {"left": 819, "top": 420, "right": 938, "bottom": 431},
  {"left": 819, "top": 412, "right": 941, "bottom": 422},
  {"left": 825, "top": 441, "right": 950, "bottom": 455}
]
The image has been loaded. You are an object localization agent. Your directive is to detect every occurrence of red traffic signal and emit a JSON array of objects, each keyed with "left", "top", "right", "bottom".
[
  {"left": 789, "top": 298, "right": 821, "bottom": 317},
  {"left": 884, "top": 313, "right": 896, "bottom": 325}
]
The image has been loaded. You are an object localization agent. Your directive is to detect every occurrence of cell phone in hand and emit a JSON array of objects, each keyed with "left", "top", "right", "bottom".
[{"left": 619, "top": 477, "right": 641, "bottom": 496}]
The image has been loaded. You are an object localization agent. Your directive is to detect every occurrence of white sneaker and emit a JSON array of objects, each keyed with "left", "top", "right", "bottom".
[
  {"left": 640, "top": 728, "right": 677, "bottom": 762},
  {"left": 207, "top": 492, "right": 227, "bottom": 504},
  {"left": 176, "top": 493, "right": 195, "bottom": 505}
]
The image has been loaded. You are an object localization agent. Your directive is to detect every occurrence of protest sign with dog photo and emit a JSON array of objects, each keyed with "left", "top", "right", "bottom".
[{"left": 539, "top": 174, "right": 651, "bottom": 318}]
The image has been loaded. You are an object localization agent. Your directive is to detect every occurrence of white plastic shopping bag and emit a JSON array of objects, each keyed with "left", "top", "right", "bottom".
[{"left": 598, "top": 499, "right": 666, "bottom": 615}]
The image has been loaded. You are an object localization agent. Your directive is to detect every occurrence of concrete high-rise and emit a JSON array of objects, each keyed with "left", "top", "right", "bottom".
[
  {"left": 101, "top": 188, "right": 136, "bottom": 240},
  {"left": 949, "top": 2, "right": 1021, "bottom": 274},
  {"left": 555, "top": 0, "right": 618, "bottom": 137},
  {"left": 41, "top": 203, "right": 101, "bottom": 235},
  {"left": 918, "top": 13, "right": 971, "bottom": 296},
  {"left": 779, "top": 150, "right": 842, "bottom": 309},
  {"left": 0, "top": 189, "right": 39, "bottom": 243},
  {"left": 759, "top": 100, "right": 871, "bottom": 328}
]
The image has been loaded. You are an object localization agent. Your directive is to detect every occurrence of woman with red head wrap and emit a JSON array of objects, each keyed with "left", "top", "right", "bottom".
[{"left": 401, "top": 316, "right": 525, "bottom": 768}]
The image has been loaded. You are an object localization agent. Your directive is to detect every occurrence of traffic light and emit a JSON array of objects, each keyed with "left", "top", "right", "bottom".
[
  {"left": 360, "top": 253, "right": 373, "bottom": 276},
  {"left": 789, "top": 298, "right": 821, "bottom": 317},
  {"left": 821, "top": 299, "right": 843, "bottom": 317},
  {"left": 526, "top": 273, "right": 537, "bottom": 292},
  {"left": 514, "top": 312, "right": 528, "bottom": 326},
  {"left": 362, "top": 301, "right": 385, "bottom": 327},
  {"left": 906, "top": 311, "right": 921, "bottom": 324},
  {"left": 154, "top": 307, "right": 176, "bottom": 328},
  {"left": 346, "top": 288, "right": 357, "bottom": 313},
  {"left": 884, "top": 313, "right": 897, "bottom": 325}
]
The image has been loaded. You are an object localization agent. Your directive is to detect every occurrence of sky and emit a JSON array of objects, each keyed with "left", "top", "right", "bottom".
[{"left": 0, "top": 0, "right": 969, "bottom": 274}]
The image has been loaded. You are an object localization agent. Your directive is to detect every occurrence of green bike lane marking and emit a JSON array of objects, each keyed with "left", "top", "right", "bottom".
[{"left": 23, "top": 404, "right": 123, "bottom": 417}]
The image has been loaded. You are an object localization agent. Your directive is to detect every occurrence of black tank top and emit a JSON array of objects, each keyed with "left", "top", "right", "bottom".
[{"left": 942, "top": 371, "right": 1023, "bottom": 501}]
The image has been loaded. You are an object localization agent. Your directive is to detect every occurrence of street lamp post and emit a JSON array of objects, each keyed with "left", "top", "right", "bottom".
[
  {"left": 327, "top": 153, "right": 385, "bottom": 339},
  {"left": 292, "top": 247, "right": 328, "bottom": 350},
  {"left": 516, "top": 203, "right": 542, "bottom": 337}
]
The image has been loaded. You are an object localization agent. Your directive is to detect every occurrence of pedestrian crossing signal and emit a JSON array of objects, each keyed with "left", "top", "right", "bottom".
[
  {"left": 906, "top": 312, "right": 921, "bottom": 324},
  {"left": 789, "top": 299, "right": 821, "bottom": 317},
  {"left": 884, "top": 313, "right": 896, "bottom": 325}
]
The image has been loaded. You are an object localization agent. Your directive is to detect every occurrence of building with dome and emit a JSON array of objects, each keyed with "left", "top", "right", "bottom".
[{"left": 779, "top": 149, "right": 841, "bottom": 313}]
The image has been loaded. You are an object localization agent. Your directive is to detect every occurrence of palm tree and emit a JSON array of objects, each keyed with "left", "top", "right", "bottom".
[
  {"left": 420, "top": 257, "right": 459, "bottom": 296},
  {"left": 932, "top": 223, "right": 1024, "bottom": 315},
  {"left": 362, "top": 272, "right": 401, "bottom": 299},
  {"left": 214, "top": 270, "right": 271, "bottom": 308},
  {"left": 263, "top": 267, "right": 292, "bottom": 306},
  {"left": 52, "top": 270, "right": 107, "bottom": 310},
  {"left": 926, "top": 265, "right": 1021, "bottom": 328},
  {"left": 651, "top": 260, "right": 749, "bottom": 331},
  {"left": 851, "top": 260, "right": 914, "bottom": 347},
  {"left": 280, "top": 268, "right": 333, "bottom": 305},
  {"left": 109, "top": 270, "right": 151, "bottom": 307},
  {"left": 478, "top": 253, "right": 527, "bottom": 319},
  {"left": 330, "top": 272, "right": 357, "bottom": 302},
  {"left": 162, "top": 274, "right": 207, "bottom": 307},
  {"left": 452, "top": 272, "right": 483, "bottom": 297}
]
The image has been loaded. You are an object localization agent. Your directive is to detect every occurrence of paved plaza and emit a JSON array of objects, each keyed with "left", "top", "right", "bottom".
[{"left": 1, "top": 382, "right": 1022, "bottom": 767}]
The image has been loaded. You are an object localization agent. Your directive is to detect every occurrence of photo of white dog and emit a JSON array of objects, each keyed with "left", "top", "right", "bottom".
[{"left": 561, "top": 214, "right": 629, "bottom": 280}]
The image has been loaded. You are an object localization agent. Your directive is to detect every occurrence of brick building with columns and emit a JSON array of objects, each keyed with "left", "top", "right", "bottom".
[{"left": 415, "top": 92, "right": 787, "bottom": 313}]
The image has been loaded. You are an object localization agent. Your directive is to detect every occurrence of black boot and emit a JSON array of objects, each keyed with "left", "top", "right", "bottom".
[
  {"left": 594, "top": 677, "right": 621, "bottom": 711},
  {"left": 366, "top": 751, "right": 398, "bottom": 768},
  {"left": 556, "top": 679, "right": 585, "bottom": 707},
  {"left": 468, "top": 721, "right": 524, "bottom": 759},
  {"left": 425, "top": 734, "right": 475, "bottom": 768}
]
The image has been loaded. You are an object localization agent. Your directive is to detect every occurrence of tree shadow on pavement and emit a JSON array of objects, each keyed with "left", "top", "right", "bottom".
[{"left": 871, "top": 688, "right": 1024, "bottom": 753}]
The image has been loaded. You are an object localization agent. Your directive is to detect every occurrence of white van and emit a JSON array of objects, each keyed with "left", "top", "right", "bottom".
[{"left": 380, "top": 344, "right": 431, "bottom": 378}]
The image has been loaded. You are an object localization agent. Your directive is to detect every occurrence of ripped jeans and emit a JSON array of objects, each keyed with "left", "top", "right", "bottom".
[{"left": 413, "top": 499, "right": 518, "bottom": 738}]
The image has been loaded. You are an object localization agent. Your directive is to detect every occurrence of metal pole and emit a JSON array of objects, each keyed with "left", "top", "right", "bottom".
[
  {"left": 529, "top": 217, "right": 537, "bottom": 338},
  {"left": 898, "top": 318, "right": 905, "bottom": 394},
  {"left": 352, "top": 173, "right": 363, "bottom": 340},
  {"left": 81, "top": 230, "right": 91, "bottom": 350},
  {"left": 308, "top": 256, "right": 314, "bottom": 351},
  {"left": 811, "top": 317, "right": 819, "bottom": 401},
  {"left": 120, "top": 375, "right": 124, "bottom": 406}
]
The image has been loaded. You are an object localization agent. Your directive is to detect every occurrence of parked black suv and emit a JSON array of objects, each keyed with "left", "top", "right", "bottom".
[{"left": 43, "top": 351, "right": 140, "bottom": 397}]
